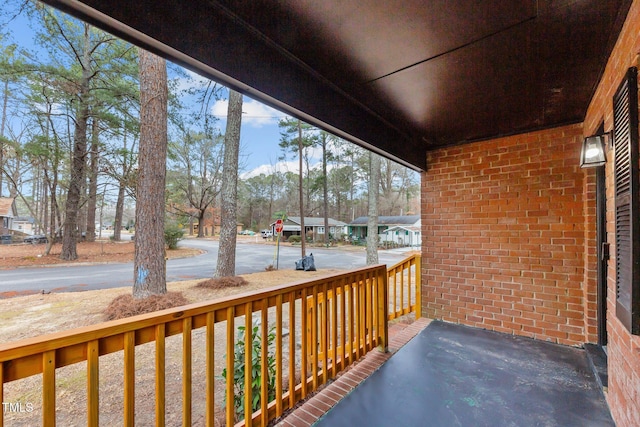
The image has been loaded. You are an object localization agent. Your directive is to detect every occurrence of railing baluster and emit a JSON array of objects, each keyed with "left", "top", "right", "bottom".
[
  {"left": 392, "top": 266, "right": 398, "bottom": 319},
  {"left": 124, "top": 331, "right": 135, "bottom": 427},
  {"left": 406, "top": 260, "right": 412, "bottom": 314},
  {"left": 156, "top": 324, "right": 166, "bottom": 426},
  {"left": 288, "top": 291, "right": 296, "bottom": 409},
  {"left": 182, "top": 317, "right": 192, "bottom": 427},
  {"left": 244, "top": 301, "right": 253, "bottom": 425},
  {"left": 43, "top": 350, "right": 56, "bottom": 427},
  {"left": 372, "top": 272, "right": 378, "bottom": 348},
  {"left": 87, "top": 340, "right": 99, "bottom": 427},
  {"left": 366, "top": 273, "right": 373, "bottom": 351},
  {"left": 205, "top": 312, "right": 215, "bottom": 426},
  {"left": 348, "top": 279, "right": 355, "bottom": 365},
  {"left": 416, "top": 257, "right": 422, "bottom": 319},
  {"left": 380, "top": 266, "right": 389, "bottom": 351},
  {"left": 226, "top": 307, "right": 235, "bottom": 427},
  {"left": 331, "top": 280, "right": 338, "bottom": 378},
  {"left": 363, "top": 274, "right": 369, "bottom": 351},
  {"left": 300, "top": 287, "right": 308, "bottom": 398},
  {"left": 357, "top": 274, "right": 364, "bottom": 358},
  {"left": 321, "top": 282, "right": 329, "bottom": 384},
  {"left": 400, "top": 261, "right": 406, "bottom": 314},
  {"left": 260, "top": 298, "right": 269, "bottom": 427},
  {"left": 311, "top": 284, "right": 318, "bottom": 392},
  {"left": 340, "top": 278, "right": 347, "bottom": 372},
  {"left": 275, "top": 294, "right": 283, "bottom": 418}
]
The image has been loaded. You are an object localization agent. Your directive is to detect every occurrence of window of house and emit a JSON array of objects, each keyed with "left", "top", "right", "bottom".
[
  {"left": 317, "top": 227, "right": 325, "bottom": 234},
  {"left": 613, "top": 66, "right": 640, "bottom": 335}
]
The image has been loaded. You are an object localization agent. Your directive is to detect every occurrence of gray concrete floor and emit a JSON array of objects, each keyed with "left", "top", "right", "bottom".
[{"left": 314, "top": 321, "right": 614, "bottom": 427}]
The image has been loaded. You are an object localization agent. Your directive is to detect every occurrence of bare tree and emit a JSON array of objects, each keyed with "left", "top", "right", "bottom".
[
  {"left": 133, "top": 48, "right": 168, "bottom": 298},
  {"left": 215, "top": 89, "right": 243, "bottom": 277}
]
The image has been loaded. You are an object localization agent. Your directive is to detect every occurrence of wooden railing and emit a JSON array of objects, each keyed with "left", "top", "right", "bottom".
[
  {"left": 0, "top": 264, "right": 389, "bottom": 427},
  {"left": 308, "top": 255, "right": 421, "bottom": 364},
  {"left": 387, "top": 254, "right": 421, "bottom": 320}
]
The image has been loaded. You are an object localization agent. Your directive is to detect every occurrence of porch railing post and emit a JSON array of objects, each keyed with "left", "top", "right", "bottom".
[
  {"left": 415, "top": 255, "right": 422, "bottom": 320},
  {"left": 377, "top": 266, "right": 389, "bottom": 352}
]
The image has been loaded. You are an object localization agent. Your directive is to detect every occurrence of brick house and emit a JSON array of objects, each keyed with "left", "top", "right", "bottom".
[{"left": 32, "top": 1, "right": 640, "bottom": 425}]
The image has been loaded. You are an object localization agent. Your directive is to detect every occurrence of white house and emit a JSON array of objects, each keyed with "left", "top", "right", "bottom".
[
  {"left": 348, "top": 215, "right": 421, "bottom": 247},
  {"left": 381, "top": 225, "right": 421, "bottom": 247},
  {"left": 12, "top": 217, "right": 36, "bottom": 235}
]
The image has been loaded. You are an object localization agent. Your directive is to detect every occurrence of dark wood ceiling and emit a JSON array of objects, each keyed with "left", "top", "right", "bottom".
[{"left": 42, "top": 0, "right": 632, "bottom": 170}]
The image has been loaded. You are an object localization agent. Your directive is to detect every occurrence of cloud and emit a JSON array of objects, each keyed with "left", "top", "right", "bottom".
[
  {"left": 240, "top": 158, "right": 338, "bottom": 180},
  {"left": 240, "top": 160, "right": 299, "bottom": 179},
  {"left": 212, "top": 98, "right": 286, "bottom": 128}
]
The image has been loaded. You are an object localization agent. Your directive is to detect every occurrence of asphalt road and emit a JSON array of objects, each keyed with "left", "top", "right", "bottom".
[{"left": 0, "top": 239, "right": 408, "bottom": 295}]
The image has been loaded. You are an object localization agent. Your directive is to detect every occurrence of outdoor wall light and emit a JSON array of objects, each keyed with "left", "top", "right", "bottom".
[{"left": 580, "top": 133, "right": 610, "bottom": 168}]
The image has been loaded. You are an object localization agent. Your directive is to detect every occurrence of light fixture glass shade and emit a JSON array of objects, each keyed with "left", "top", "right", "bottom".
[{"left": 580, "top": 135, "right": 607, "bottom": 168}]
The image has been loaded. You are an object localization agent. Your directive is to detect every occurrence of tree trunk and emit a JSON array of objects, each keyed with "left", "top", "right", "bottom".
[
  {"left": 0, "top": 79, "right": 8, "bottom": 197},
  {"left": 322, "top": 133, "right": 329, "bottom": 245},
  {"left": 86, "top": 117, "right": 100, "bottom": 242},
  {"left": 366, "top": 152, "right": 381, "bottom": 265},
  {"left": 60, "top": 25, "right": 92, "bottom": 260},
  {"left": 298, "top": 120, "right": 306, "bottom": 257},
  {"left": 197, "top": 208, "right": 206, "bottom": 238},
  {"left": 133, "top": 48, "right": 168, "bottom": 298},
  {"left": 60, "top": 89, "right": 89, "bottom": 260},
  {"left": 215, "top": 89, "right": 243, "bottom": 278},
  {"left": 113, "top": 182, "right": 125, "bottom": 241}
]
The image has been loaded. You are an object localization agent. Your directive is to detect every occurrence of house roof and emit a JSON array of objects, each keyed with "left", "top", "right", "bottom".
[
  {"left": 283, "top": 217, "right": 347, "bottom": 227},
  {"left": 0, "top": 198, "right": 17, "bottom": 218},
  {"left": 40, "top": 0, "right": 632, "bottom": 171},
  {"left": 14, "top": 217, "right": 35, "bottom": 223},
  {"left": 349, "top": 215, "right": 420, "bottom": 226}
]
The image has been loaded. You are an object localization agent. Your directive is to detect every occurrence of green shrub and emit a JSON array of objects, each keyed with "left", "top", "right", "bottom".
[
  {"left": 164, "top": 224, "right": 184, "bottom": 249},
  {"left": 287, "top": 235, "right": 301, "bottom": 243},
  {"left": 220, "top": 323, "right": 277, "bottom": 422}
]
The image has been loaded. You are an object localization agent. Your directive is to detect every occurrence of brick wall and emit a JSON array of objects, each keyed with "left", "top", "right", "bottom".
[
  {"left": 421, "top": 124, "right": 589, "bottom": 346},
  {"left": 584, "top": 0, "right": 640, "bottom": 425},
  {"left": 420, "top": 1, "right": 640, "bottom": 424}
]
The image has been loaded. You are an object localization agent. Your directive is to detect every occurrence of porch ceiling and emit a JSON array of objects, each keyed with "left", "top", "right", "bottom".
[{"left": 42, "top": 0, "right": 632, "bottom": 171}]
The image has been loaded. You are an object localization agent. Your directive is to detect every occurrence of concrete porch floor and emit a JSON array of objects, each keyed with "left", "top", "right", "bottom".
[{"left": 279, "top": 319, "right": 613, "bottom": 427}]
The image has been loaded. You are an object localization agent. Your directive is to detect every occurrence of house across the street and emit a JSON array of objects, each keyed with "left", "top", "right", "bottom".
[
  {"left": 270, "top": 216, "right": 347, "bottom": 241},
  {"left": 381, "top": 225, "right": 421, "bottom": 248},
  {"left": 348, "top": 215, "right": 421, "bottom": 245},
  {"left": 12, "top": 217, "right": 36, "bottom": 235},
  {"left": 0, "top": 197, "right": 17, "bottom": 236}
]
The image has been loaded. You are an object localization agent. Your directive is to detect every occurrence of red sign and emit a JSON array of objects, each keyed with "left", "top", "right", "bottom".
[{"left": 275, "top": 219, "right": 284, "bottom": 233}]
